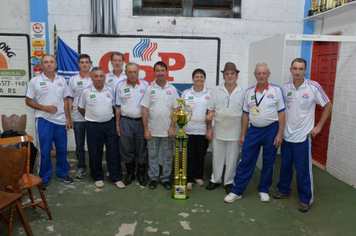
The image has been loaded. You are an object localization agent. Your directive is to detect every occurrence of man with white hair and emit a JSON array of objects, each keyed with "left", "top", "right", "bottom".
[{"left": 224, "top": 63, "right": 285, "bottom": 203}]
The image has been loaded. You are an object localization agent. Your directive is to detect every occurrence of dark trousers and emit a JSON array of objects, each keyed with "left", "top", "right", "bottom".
[
  {"left": 187, "top": 134, "right": 209, "bottom": 183},
  {"left": 73, "top": 121, "right": 87, "bottom": 169},
  {"left": 119, "top": 117, "right": 148, "bottom": 164},
  {"left": 86, "top": 119, "right": 122, "bottom": 182}
]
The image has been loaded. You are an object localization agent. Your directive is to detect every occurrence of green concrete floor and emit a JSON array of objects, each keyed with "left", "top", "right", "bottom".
[{"left": 1, "top": 152, "right": 356, "bottom": 236}]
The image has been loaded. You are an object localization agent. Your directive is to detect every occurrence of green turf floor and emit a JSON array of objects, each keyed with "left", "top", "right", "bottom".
[{"left": 1, "top": 152, "right": 356, "bottom": 236}]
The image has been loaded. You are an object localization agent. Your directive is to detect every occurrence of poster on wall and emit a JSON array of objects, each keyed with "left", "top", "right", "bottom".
[
  {"left": 31, "top": 22, "right": 46, "bottom": 58},
  {"left": 0, "top": 34, "right": 31, "bottom": 97},
  {"left": 79, "top": 35, "right": 221, "bottom": 92}
]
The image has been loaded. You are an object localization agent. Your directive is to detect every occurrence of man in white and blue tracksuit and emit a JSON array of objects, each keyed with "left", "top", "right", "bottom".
[
  {"left": 224, "top": 63, "right": 285, "bottom": 203},
  {"left": 274, "top": 58, "right": 332, "bottom": 212},
  {"left": 25, "top": 54, "right": 73, "bottom": 190}
]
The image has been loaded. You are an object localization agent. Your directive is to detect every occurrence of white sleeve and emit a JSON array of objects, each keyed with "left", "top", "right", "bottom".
[
  {"left": 276, "top": 86, "right": 286, "bottom": 112},
  {"left": 207, "top": 89, "right": 216, "bottom": 110},
  {"left": 68, "top": 76, "right": 75, "bottom": 98},
  {"left": 25, "top": 79, "right": 36, "bottom": 99},
  {"left": 78, "top": 89, "right": 86, "bottom": 109},
  {"left": 242, "top": 89, "right": 250, "bottom": 114},
  {"left": 313, "top": 82, "right": 330, "bottom": 107},
  {"left": 172, "top": 88, "right": 179, "bottom": 108},
  {"left": 140, "top": 87, "right": 151, "bottom": 108},
  {"left": 62, "top": 79, "right": 70, "bottom": 98},
  {"left": 115, "top": 85, "right": 122, "bottom": 107}
]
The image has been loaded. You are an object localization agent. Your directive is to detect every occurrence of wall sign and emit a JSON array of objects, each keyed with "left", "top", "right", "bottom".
[
  {"left": 79, "top": 35, "right": 221, "bottom": 91},
  {"left": 0, "top": 34, "right": 31, "bottom": 97}
]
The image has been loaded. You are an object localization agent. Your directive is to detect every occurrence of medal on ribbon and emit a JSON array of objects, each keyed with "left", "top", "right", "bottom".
[
  {"left": 253, "top": 91, "right": 266, "bottom": 116},
  {"left": 252, "top": 106, "right": 261, "bottom": 116}
]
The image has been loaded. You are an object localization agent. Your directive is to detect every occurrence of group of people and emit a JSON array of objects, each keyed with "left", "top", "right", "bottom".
[{"left": 25, "top": 53, "right": 332, "bottom": 213}]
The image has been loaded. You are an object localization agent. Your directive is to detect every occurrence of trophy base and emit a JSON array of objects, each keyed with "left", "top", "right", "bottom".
[{"left": 172, "top": 185, "right": 189, "bottom": 200}]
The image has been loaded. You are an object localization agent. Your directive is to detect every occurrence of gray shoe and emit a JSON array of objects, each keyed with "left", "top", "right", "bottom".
[
  {"left": 42, "top": 182, "right": 49, "bottom": 190},
  {"left": 298, "top": 203, "right": 310, "bottom": 212},
  {"left": 75, "top": 168, "right": 86, "bottom": 179},
  {"left": 57, "top": 176, "right": 73, "bottom": 183}
]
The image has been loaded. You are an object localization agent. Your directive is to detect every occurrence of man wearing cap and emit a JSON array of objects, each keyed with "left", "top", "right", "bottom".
[
  {"left": 205, "top": 62, "right": 244, "bottom": 194},
  {"left": 25, "top": 54, "right": 73, "bottom": 190},
  {"left": 68, "top": 54, "right": 92, "bottom": 179},
  {"left": 78, "top": 67, "right": 124, "bottom": 189},
  {"left": 140, "top": 61, "right": 179, "bottom": 190},
  {"left": 274, "top": 58, "right": 332, "bottom": 212},
  {"left": 115, "top": 62, "right": 149, "bottom": 186},
  {"left": 106, "top": 52, "right": 127, "bottom": 89},
  {"left": 224, "top": 63, "right": 285, "bottom": 203}
]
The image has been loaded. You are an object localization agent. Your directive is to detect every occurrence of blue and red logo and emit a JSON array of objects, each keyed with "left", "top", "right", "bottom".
[
  {"left": 57, "top": 82, "right": 63, "bottom": 87},
  {"left": 166, "top": 90, "right": 172, "bottom": 95},
  {"left": 302, "top": 93, "right": 309, "bottom": 99},
  {"left": 267, "top": 94, "right": 275, "bottom": 99},
  {"left": 133, "top": 39, "right": 158, "bottom": 61},
  {"left": 98, "top": 39, "right": 186, "bottom": 83},
  {"left": 205, "top": 95, "right": 210, "bottom": 100}
]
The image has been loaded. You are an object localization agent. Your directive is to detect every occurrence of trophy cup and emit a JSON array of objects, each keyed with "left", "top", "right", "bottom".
[
  {"left": 308, "top": 0, "right": 318, "bottom": 16},
  {"left": 171, "top": 98, "right": 192, "bottom": 200}
]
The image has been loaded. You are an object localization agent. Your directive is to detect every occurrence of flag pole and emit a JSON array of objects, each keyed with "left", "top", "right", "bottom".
[{"left": 54, "top": 24, "right": 57, "bottom": 72}]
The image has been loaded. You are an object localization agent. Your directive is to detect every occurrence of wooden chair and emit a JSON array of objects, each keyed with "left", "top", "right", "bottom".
[
  {"left": 1, "top": 114, "right": 27, "bottom": 132},
  {"left": 0, "top": 136, "right": 52, "bottom": 222},
  {"left": 0, "top": 145, "right": 34, "bottom": 236}
]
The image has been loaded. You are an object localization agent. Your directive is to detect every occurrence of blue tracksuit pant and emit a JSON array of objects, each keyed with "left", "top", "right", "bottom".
[
  {"left": 277, "top": 136, "right": 314, "bottom": 205},
  {"left": 231, "top": 121, "right": 278, "bottom": 196},
  {"left": 36, "top": 117, "right": 70, "bottom": 183}
]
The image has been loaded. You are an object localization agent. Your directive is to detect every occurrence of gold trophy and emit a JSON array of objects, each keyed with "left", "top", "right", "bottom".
[
  {"left": 308, "top": 0, "right": 318, "bottom": 16},
  {"left": 171, "top": 98, "right": 192, "bottom": 200}
]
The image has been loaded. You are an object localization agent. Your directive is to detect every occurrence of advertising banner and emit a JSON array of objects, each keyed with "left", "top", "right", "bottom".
[
  {"left": 79, "top": 35, "right": 221, "bottom": 92},
  {"left": 0, "top": 34, "right": 31, "bottom": 97}
]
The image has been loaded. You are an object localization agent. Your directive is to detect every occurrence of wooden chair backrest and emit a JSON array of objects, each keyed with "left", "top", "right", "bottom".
[
  {"left": 1, "top": 114, "right": 27, "bottom": 132},
  {"left": 0, "top": 145, "right": 27, "bottom": 193},
  {"left": 0, "top": 135, "right": 33, "bottom": 175}
]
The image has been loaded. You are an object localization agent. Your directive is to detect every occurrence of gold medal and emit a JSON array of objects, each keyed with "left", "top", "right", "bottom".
[{"left": 252, "top": 106, "right": 261, "bottom": 116}]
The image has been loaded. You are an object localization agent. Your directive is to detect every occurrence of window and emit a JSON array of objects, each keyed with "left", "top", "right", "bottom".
[{"left": 133, "top": 0, "right": 241, "bottom": 18}]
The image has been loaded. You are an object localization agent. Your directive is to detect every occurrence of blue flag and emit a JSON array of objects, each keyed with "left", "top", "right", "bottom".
[{"left": 57, "top": 36, "right": 79, "bottom": 82}]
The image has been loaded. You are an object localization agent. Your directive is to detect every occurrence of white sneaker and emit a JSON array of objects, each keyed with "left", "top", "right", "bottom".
[
  {"left": 115, "top": 181, "right": 125, "bottom": 189},
  {"left": 106, "top": 172, "right": 110, "bottom": 177},
  {"left": 224, "top": 193, "right": 242, "bottom": 203},
  {"left": 95, "top": 180, "right": 104, "bottom": 188},
  {"left": 258, "top": 192, "right": 270, "bottom": 202}
]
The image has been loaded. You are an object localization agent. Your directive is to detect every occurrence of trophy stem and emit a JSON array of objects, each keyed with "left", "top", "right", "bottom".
[
  {"left": 181, "top": 139, "right": 188, "bottom": 186},
  {"left": 174, "top": 139, "right": 180, "bottom": 186},
  {"left": 172, "top": 137, "right": 189, "bottom": 200}
]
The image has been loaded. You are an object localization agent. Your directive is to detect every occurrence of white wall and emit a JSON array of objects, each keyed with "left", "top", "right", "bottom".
[
  {"left": 314, "top": 9, "right": 356, "bottom": 188},
  {"left": 1, "top": 0, "right": 305, "bottom": 151}
]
